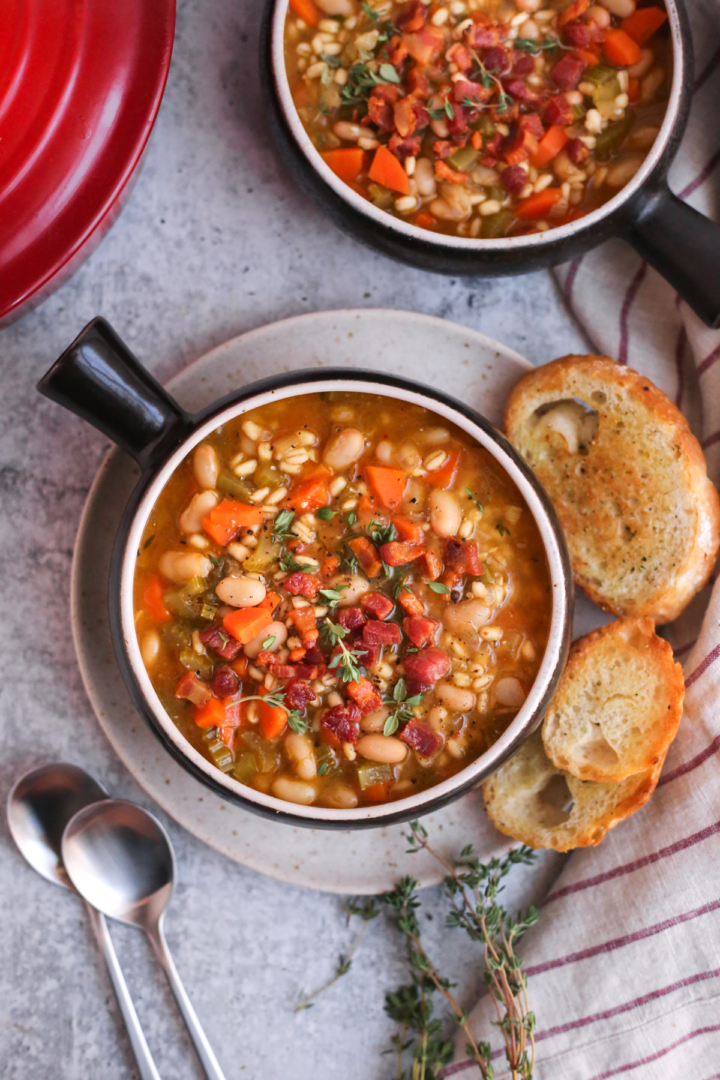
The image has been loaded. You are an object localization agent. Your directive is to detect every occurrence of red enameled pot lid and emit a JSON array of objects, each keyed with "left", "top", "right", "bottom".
[{"left": 0, "top": 0, "right": 176, "bottom": 325}]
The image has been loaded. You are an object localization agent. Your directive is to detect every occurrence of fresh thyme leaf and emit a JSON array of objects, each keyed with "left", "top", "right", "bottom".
[
  {"left": 322, "top": 619, "right": 348, "bottom": 646},
  {"left": 320, "top": 52, "right": 342, "bottom": 69},
  {"left": 295, "top": 896, "right": 379, "bottom": 1012},
  {"left": 345, "top": 510, "right": 357, "bottom": 527},
  {"left": 480, "top": 69, "right": 493, "bottom": 89},
  {"left": 444, "top": 99, "right": 455, "bottom": 119},
  {"left": 465, "top": 487, "right": 484, "bottom": 513},
  {"left": 497, "top": 91, "right": 514, "bottom": 114},
  {"left": 329, "top": 638, "right": 363, "bottom": 683},
  {"left": 383, "top": 678, "right": 422, "bottom": 735},
  {"left": 369, "top": 519, "right": 396, "bottom": 546},
  {"left": 428, "top": 581, "right": 450, "bottom": 594},
  {"left": 272, "top": 509, "right": 296, "bottom": 543},
  {"left": 287, "top": 710, "right": 308, "bottom": 735},
  {"left": 394, "top": 576, "right": 412, "bottom": 598},
  {"left": 318, "top": 760, "right": 329, "bottom": 776},
  {"left": 383, "top": 712, "right": 400, "bottom": 736},
  {"left": 496, "top": 521, "right": 511, "bottom": 537},
  {"left": 515, "top": 35, "right": 560, "bottom": 54},
  {"left": 428, "top": 107, "right": 447, "bottom": 120},
  {"left": 143, "top": 534, "right": 155, "bottom": 549},
  {"left": 342, "top": 547, "right": 359, "bottom": 574},
  {"left": 378, "top": 62, "right": 399, "bottom": 84},
  {"left": 279, "top": 549, "right": 307, "bottom": 574},
  {"left": 207, "top": 554, "right": 222, "bottom": 569},
  {"left": 319, "top": 585, "right": 348, "bottom": 612},
  {"left": 262, "top": 635, "right": 276, "bottom": 649},
  {"left": 362, "top": 1, "right": 379, "bottom": 22},
  {"left": 317, "top": 506, "right": 336, "bottom": 520}
]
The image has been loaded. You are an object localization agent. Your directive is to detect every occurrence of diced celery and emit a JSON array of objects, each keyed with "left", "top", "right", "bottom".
[
  {"left": 357, "top": 762, "right": 392, "bottom": 790},
  {"left": 199, "top": 600, "right": 217, "bottom": 621},
  {"left": 481, "top": 210, "right": 514, "bottom": 239},
  {"left": 316, "top": 744, "right": 342, "bottom": 779},
  {"left": 240, "top": 730, "right": 281, "bottom": 772},
  {"left": 202, "top": 726, "right": 220, "bottom": 742},
  {"left": 595, "top": 111, "right": 635, "bottom": 160},
  {"left": 205, "top": 738, "right": 234, "bottom": 773},
  {"left": 255, "top": 461, "right": 283, "bottom": 489},
  {"left": 447, "top": 145, "right": 480, "bottom": 172},
  {"left": 487, "top": 184, "right": 506, "bottom": 203},
  {"left": 243, "top": 535, "right": 280, "bottom": 572},
  {"left": 368, "top": 182, "right": 393, "bottom": 209},
  {"left": 593, "top": 77, "right": 622, "bottom": 118},
  {"left": 217, "top": 470, "right": 251, "bottom": 500},
  {"left": 163, "top": 589, "right": 196, "bottom": 620},
  {"left": 232, "top": 752, "right": 257, "bottom": 784},
  {"left": 582, "top": 64, "right": 617, "bottom": 87},
  {"left": 181, "top": 576, "right": 209, "bottom": 598},
  {"left": 179, "top": 648, "right": 214, "bottom": 680}
]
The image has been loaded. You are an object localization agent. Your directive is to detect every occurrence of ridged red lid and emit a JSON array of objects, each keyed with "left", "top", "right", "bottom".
[{"left": 0, "top": 0, "right": 175, "bottom": 323}]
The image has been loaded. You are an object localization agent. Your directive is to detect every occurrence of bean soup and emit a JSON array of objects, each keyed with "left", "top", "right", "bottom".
[
  {"left": 284, "top": 0, "right": 671, "bottom": 237},
  {"left": 135, "top": 392, "right": 552, "bottom": 809}
]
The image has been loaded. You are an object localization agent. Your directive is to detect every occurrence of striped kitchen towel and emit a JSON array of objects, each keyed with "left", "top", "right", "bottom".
[{"left": 448, "top": 4, "right": 720, "bottom": 1077}]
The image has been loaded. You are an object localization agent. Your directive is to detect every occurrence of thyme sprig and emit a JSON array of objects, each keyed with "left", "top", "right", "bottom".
[
  {"left": 295, "top": 897, "right": 380, "bottom": 1012},
  {"left": 382, "top": 823, "right": 539, "bottom": 1080},
  {"left": 383, "top": 677, "right": 423, "bottom": 736}
]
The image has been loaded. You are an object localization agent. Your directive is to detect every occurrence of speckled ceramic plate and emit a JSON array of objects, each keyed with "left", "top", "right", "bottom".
[{"left": 71, "top": 308, "right": 542, "bottom": 894}]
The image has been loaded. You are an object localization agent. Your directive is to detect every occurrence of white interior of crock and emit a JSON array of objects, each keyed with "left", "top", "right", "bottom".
[
  {"left": 120, "top": 379, "right": 570, "bottom": 823},
  {"left": 270, "top": 0, "right": 686, "bottom": 250}
]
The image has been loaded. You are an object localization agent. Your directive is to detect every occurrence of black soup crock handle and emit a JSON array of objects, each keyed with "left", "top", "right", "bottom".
[
  {"left": 37, "top": 317, "right": 192, "bottom": 468},
  {"left": 626, "top": 183, "right": 720, "bottom": 329}
]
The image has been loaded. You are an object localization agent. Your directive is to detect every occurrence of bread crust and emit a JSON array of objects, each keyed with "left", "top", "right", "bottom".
[
  {"left": 504, "top": 355, "right": 720, "bottom": 624},
  {"left": 483, "top": 730, "right": 663, "bottom": 852},
  {"left": 541, "top": 618, "right": 685, "bottom": 783}
]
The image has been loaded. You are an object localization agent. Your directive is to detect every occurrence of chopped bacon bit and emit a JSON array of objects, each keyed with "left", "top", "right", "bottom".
[
  {"left": 368, "top": 90, "right": 397, "bottom": 132},
  {"left": 504, "top": 79, "right": 538, "bottom": 106},
  {"left": 354, "top": 636, "right": 380, "bottom": 669},
  {"left": 303, "top": 645, "right": 325, "bottom": 665},
  {"left": 363, "top": 620, "right": 402, "bottom": 645},
  {"left": 402, "top": 24, "right": 445, "bottom": 65},
  {"left": 502, "top": 125, "right": 538, "bottom": 166},
  {"left": 502, "top": 164, "right": 527, "bottom": 195},
  {"left": 403, "top": 616, "right": 440, "bottom": 648},
  {"left": 175, "top": 671, "right": 213, "bottom": 707},
  {"left": 289, "top": 647, "right": 307, "bottom": 662},
  {"left": 564, "top": 21, "right": 592, "bottom": 48},
  {"left": 567, "top": 136, "right": 591, "bottom": 165},
  {"left": 519, "top": 112, "right": 545, "bottom": 140},
  {"left": 285, "top": 572, "right": 321, "bottom": 598},
  {"left": 322, "top": 703, "right": 360, "bottom": 743},
  {"left": 385, "top": 34, "right": 409, "bottom": 68},
  {"left": 394, "top": 96, "right": 419, "bottom": 138},
  {"left": 212, "top": 666, "right": 240, "bottom": 699},
  {"left": 348, "top": 536, "right": 383, "bottom": 578},
  {"left": 422, "top": 548, "right": 443, "bottom": 581},
  {"left": 444, "top": 538, "right": 482, "bottom": 576},
  {"left": 398, "top": 588, "right": 425, "bottom": 616},
  {"left": 395, "top": 0, "right": 427, "bottom": 32},
  {"left": 339, "top": 606, "right": 367, "bottom": 631},
  {"left": 482, "top": 45, "right": 509, "bottom": 74},
  {"left": 544, "top": 94, "right": 575, "bottom": 128},
  {"left": 452, "top": 78, "right": 488, "bottom": 104},
  {"left": 389, "top": 131, "right": 423, "bottom": 159},
  {"left": 320, "top": 553, "right": 341, "bottom": 579},
  {"left": 401, "top": 718, "right": 443, "bottom": 758},
  {"left": 435, "top": 159, "right": 468, "bottom": 183},
  {"left": 286, "top": 679, "right": 316, "bottom": 710},
  {"left": 558, "top": 0, "right": 590, "bottom": 28},
  {"left": 465, "top": 20, "right": 502, "bottom": 50},
  {"left": 199, "top": 623, "right": 243, "bottom": 660},
  {"left": 433, "top": 139, "right": 455, "bottom": 160},
  {"left": 406, "top": 67, "right": 429, "bottom": 97},
  {"left": 361, "top": 592, "right": 395, "bottom": 619},
  {"left": 552, "top": 54, "right": 586, "bottom": 91},
  {"left": 446, "top": 43, "right": 472, "bottom": 72},
  {"left": 291, "top": 663, "right": 321, "bottom": 680},
  {"left": 289, "top": 606, "right": 319, "bottom": 647},
  {"left": 256, "top": 650, "right": 278, "bottom": 667},
  {"left": 347, "top": 677, "right": 383, "bottom": 715},
  {"left": 403, "top": 647, "right": 451, "bottom": 694},
  {"left": 511, "top": 50, "right": 535, "bottom": 75},
  {"left": 380, "top": 540, "right": 424, "bottom": 566}
]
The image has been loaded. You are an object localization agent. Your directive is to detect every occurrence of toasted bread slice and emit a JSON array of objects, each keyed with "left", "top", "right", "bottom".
[
  {"left": 483, "top": 729, "right": 662, "bottom": 852},
  {"left": 542, "top": 618, "right": 684, "bottom": 783},
  {"left": 504, "top": 355, "right": 720, "bottom": 624}
]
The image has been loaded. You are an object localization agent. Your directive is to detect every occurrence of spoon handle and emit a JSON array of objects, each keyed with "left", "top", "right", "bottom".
[
  {"left": 147, "top": 921, "right": 227, "bottom": 1080},
  {"left": 85, "top": 901, "right": 163, "bottom": 1080}
]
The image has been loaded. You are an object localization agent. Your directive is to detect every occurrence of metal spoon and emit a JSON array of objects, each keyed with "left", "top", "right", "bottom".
[
  {"left": 7, "top": 764, "right": 161, "bottom": 1080},
  {"left": 62, "top": 798, "right": 227, "bottom": 1080}
]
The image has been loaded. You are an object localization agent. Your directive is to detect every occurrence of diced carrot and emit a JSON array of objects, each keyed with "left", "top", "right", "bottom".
[
  {"left": 393, "top": 516, "right": 425, "bottom": 544},
  {"left": 435, "top": 160, "right": 469, "bottom": 183},
  {"left": 304, "top": 463, "right": 333, "bottom": 481},
  {"left": 368, "top": 145, "right": 410, "bottom": 195},
  {"left": 379, "top": 541, "right": 424, "bottom": 567},
  {"left": 258, "top": 688, "right": 287, "bottom": 740},
  {"left": 558, "top": 0, "right": 590, "bottom": 28},
  {"left": 364, "top": 781, "right": 389, "bottom": 802},
  {"left": 258, "top": 591, "right": 282, "bottom": 613},
  {"left": 347, "top": 677, "right": 383, "bottom": 714},
  {"left": 572, "top": 47, "right": 600, "bottom": 67},
  {"left": 289, "top": 605, "right": 319, "bottom": 646},
  {"left": 289, "top": 647, "right": 307, "bottom": 662},
  {"left": 516, "top": 188, "right": 563, "bottom": 219},
  {"left": 194, "top": 698, "right": 226, "bottom": 730},
  {"left": 603, "top": 28, "right": 643, "bottom": 67},
  {"left": 415, "top": 212, "right": 437, "bottom": 229},
  {"left": 366, "top": 465, "right": 408, "bottom": 510},
  {"left": 531, "top": 126, "right": 570, "bottom": 169},
  {"left": 348, "top": 536, "right": 383, "bottom": 578},
  {"left": 427, "top": 449, "right": 460, "bottom": 489},
  {"left": 357, "top": 494, "right": 381, "bottom": 521},
  {"left": 285, "top": 477, "right": 329, "bottom": 513},
  {"left": 471, "top": 131, "right": 482, "bottom": 150},
  {"left": 202, "top": 500, "right": 264, "bottom": 545},
  {"left": 398, "top": 588, "right": 425, "bottom": 616},
  {"left": 321, "top": 148, "right": 366, "bottom": 184},
  {"left": 142, "top": 575, "right": 171, "bottom": 624},
  {"left": 289, "top": 0, "right": 321, "bottom": 26},
  {"left": 628, "top": 76, "right": 640, "bottom": 102},
  {"left": 231, "top": 655, "right": 249, "bottom": 677},
  {"left": 622, "top": 7, "right": 667, "bottom": 46},
  {"left": 223, "top": 607, "right": 273, "bottom": 644},
  {"left": 321, "top": 554, "right": 341, "bottom": 579}
]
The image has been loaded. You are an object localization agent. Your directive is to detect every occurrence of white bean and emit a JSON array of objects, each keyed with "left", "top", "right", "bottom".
[
  {"left": 323, "top": 428, "right": 365, "bottom": 469},
  {"left": 158, "top": 551, "right": 212, "bottom": 583},
  {"left": 628, "top": 48, "right": 654, "bottom": 79},
  {"left": 285, "top": 732, "right": 317, "bottom": 780},
  {"left": 495, "top": 677, "right": 526, "bottom": 708},
  {"left": 179, "top": 490, "right": 219, "bottom": 534},
  {"left": 427, "top": 705, "right": 448, "bottom": 732},
  {"left": 356, "top": 734, "right": 407, "bottom": 764},
  {"left": 325, "top": 784, "right": 358, "bottom": 809},
  {"left": 192, "top": 444, "right": 219, "bottom": 490},
  {"left": 414, "top": 157, "right": 437, "bottom": 197},
  {"left": 598, "top": 0, "right": 635, "bottom": 16},
  {"left": 360, "top": 705, "right": 391, "bottom": 733},
  {"left": 435, "top": 682, "right": 476, "bottom": 712},
  {"left": 140, "top": 630, "right": 160, "bottom": 667},
  {"left": 429, "top": 489, "right": 461, "bottom": 538},
  {"left": 272, "top": 777, "right": 316, "bottom": 805},
  {"left": 376, "top": 439, "right": 393, "bottom": 464},
  {"left": 606, "top": 154, "right": 644, "bottom": 189},
  {"left": 215, "top": 575, "right": 267, "bottom": 608},
  {"left": 586, "top": 5, "right": 611, "bottom": 28},
  {"left": 443, "top": 599, "right": 491, "bottom": 634},
  {"left": 640, "top": 67, "right": 665, "bottom": 103},
  {"left": 331, "top": 574, "right": 370, "bottom": 607},
  {"left": 333, "top": 121, "right": 363, "bottom": 141},
  {"left": 244, "top": 620, "right": 287, "bottom": 659}
]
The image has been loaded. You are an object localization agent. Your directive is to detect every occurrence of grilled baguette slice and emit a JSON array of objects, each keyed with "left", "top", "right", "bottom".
[
  {"left": 542, "top": 618, "right": 684, "bottom": 783},
  {"left": 483, "top": 729, "right": 661, "bottom": 852},
  {"left": 505, "top": 355, "right": 720, "bottom": 624}
]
